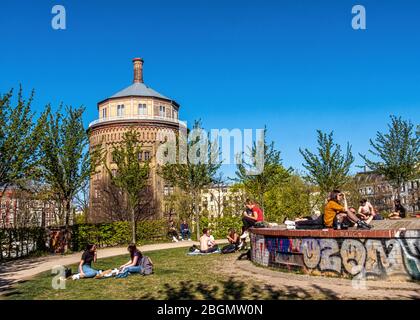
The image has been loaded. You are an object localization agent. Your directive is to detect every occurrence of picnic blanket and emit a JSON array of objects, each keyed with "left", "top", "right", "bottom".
[{"left": 187, "top": 249, "right": 221, "bottom": 256}]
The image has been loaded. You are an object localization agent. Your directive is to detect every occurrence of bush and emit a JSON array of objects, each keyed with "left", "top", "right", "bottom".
[
  {"left": 199, "top": 214, "right": 242, "bottom": 239},
  {"left": 71, "top": 219, "right": 167, "bottom": 251}
]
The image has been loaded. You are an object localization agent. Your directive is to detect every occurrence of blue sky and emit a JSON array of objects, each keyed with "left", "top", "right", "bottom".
[{"left": 1, "top": 0, "right": 419, "bottom": 179}]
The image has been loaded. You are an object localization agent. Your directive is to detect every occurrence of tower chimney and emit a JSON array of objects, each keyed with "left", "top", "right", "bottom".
[{"left": 133, "top": 58, "right": 144, "bottom": 83}]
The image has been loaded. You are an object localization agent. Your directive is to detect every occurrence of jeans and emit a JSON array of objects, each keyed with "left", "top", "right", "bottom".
[
  {"left": 82, "top": 264, "right": 99, "bottom": 278},
  {"left": 181, "top": 229, "right": 191, "bottom": 239},
  {"left": 124, "top": 265, "right": 144, "bottom": 274},
  {"left": 242, "top": 216, "right": 256, "bottom": 230}
]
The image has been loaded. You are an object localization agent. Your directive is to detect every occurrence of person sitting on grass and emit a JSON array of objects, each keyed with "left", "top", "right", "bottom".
[
  {"left": 118, "top": 244, "right": 144, "bottom": 274},
  {"left": 72, "top": 244, "right": 102, "bottom": 280},
  {"left": 199, "top": 228, "right": 219, "bottom": 253},
  {"left": 357, "top": 199, "right": 376, "bottom": 224},
  {"left": 324, "top": 190, "right": 371, "bottom": 230},
  {"left": 221, "top": 228, "right": 240, "bottom": 254},
  {"left": 388, "top": 199, "right": 407, "bottom": 220}
]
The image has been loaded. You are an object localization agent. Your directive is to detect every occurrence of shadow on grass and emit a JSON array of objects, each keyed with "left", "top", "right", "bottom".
[{"left": 138, "top": 277, "right": 334, "bottom": 300}]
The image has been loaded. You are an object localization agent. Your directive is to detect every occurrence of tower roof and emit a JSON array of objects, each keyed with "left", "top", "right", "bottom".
[
  {"left": 110, "top": 82, "right": 171, "bottom": 100},
  {"left": 100, "top": 57, "right": 177, "bottom": 104}
]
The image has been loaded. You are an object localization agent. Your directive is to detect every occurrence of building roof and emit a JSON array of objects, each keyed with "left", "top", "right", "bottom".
[{"left": 110, "top": 82, "right": 171, "bottom": 100}]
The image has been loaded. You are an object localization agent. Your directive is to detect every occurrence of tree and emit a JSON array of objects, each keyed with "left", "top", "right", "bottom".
[
  {"left": 264, "top": 174, "right": 313, "bottom": 223},
  {"left": 235, "top": 128, "right": 290, "bottom": 211},
  {"left": 300, "top": 130, "right": 354, "bottom": 197},
  {"left": 360, "top": 115, "right": 420, "bottom": 199},
  {"left": 0, "top": 87, "right": 42, "bottom": 194},
  {"left": 38, "top": 105, "right": 94, "bottom": 229},
  {"left": 159, "top": 121, "right": 221, "bottom": 240},
  {"left": 101, "top": 129, "right": 151, "bottom": 243}
]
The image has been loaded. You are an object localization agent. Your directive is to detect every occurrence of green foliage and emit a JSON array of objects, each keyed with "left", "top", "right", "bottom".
[
  {"left": 100, "top": 128, "right": 151, "bottom": 243},
  {"left": 264, "top": 174, "right": 313, "bottom": 223},
  {"left": 159, "top": 120, "right": 221, "bottom": 240},
  {"left": 199, "top": 214, "right": 242, "bottom": 239},
  {"left": 235, "top": 127, "right": 290, "bottom": 210},
  {"left": 0, "top": 87, "right": 42, "bottom": 192},
  {"left": 37, "top": 104, "right": 94, "bottom": 227},
  {"left": 300, "top": 130, "right": 354, "bottom": 197},
  {"left": 71, "top": 219, "right": 167, "bottom": 251},
  {"left": 0, "top": 227, "right": 47, "bottom": 261},
  {"left": 360, "top": 115, "right": 420, "bottom": 197}
]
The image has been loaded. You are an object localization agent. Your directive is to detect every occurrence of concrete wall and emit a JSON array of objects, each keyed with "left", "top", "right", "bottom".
[{"left": 250, "top": 229, "right": 420, "bottom": 281}]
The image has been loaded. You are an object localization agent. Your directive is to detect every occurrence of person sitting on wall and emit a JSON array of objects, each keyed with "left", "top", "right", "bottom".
[
  {"left": 240, "top": 199, "right": 264, "bottom": 237},
  {"left": 388, "top": 199, "right": 407, "bottom": 220},
  {"left": 324, "top": 190, "right": 371, "bottom": 230},
  {"left": 357, "top": 199, "right": 376, "bottom": 224},
  {"left": 238, "top": 199, "right": 264, "bottom": 249},
  {"left": 199, "top": 228, "right": 219, "bottom": 253},
  {"left": 180, "top": 220, "right": 191, "bottom": 241}
]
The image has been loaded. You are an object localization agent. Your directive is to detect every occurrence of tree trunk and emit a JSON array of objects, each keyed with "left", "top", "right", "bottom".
[
  {"left": 131, "top": 207, "right": 136, "bottom": 244},
  {"left": 194, "top": 192, "right": 200, "bottom": 241}
]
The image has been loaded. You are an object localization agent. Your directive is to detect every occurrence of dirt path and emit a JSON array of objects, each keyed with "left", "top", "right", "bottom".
[
  {"left": 0, "top": 239, "right": 228, "bottom": 295},
  {"left": 217, "top": 253, "right": 420, "bottom": 300}
]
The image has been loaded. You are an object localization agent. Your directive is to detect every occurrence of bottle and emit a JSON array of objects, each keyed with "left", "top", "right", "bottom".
[{"left": 336, "top": 221, "right": 341, "bottom": 230}]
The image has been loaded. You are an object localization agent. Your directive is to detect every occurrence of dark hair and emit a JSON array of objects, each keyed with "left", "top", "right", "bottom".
[
  {"left": 245, "top": 199, "right": 251, "bottom": 205},
  {"left": 85, "top": 243, "right": 95, "bottom": 251},
  {"left": 394, "top": 199, "right": 401, "bottom": 204},
  {"left": 127, "top": 243, "right": 142, "bottom": 260},
  {"left": 349, "top": 207, "right": 356, "bottom": 211},
  {"left": 328, "top": 190, "right": 342, "bottom": 202},
  {"left": 228, "top": 228, "right": 236, "bottom": 235},
  {"left": 360, "top": 198, "right": 367, "bottom": 205},
  {"left": 202, "top": 228, "right": 209, "bottom": 234}
]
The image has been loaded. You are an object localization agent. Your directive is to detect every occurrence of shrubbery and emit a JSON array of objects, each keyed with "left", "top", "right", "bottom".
[
  {"left": 71, "top": 219, "right": 167, "bottom": 251},
  {"left": 199, "top": 214, "right": 242, "bottom": 239}
]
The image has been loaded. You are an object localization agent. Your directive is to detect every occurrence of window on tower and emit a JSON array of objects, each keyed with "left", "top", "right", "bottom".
[
  {"left": 102, "top": 108, "right": 107, "bottom": 118},
  {"left": 159, "top": 105, "right": 166, "bottom": 117},
  {"left": 144, "top": 151, "right": 150, "bottom": 161},
  {"left": 138, "top": 103, "right": 147, "bottom": 115},
  {"left": 117, "top": 104, "right": 125, "bottom": 116}
]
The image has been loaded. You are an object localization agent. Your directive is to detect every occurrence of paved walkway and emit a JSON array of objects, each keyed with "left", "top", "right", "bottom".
[{"left": 0, "top": 239, "right": 228, "bottom": 295}]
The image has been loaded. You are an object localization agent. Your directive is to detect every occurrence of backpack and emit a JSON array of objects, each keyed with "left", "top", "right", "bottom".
[
  {"left": 139, "top": 256, "right": 154, "bottom": 276},
  {"left": 65, "top": 267, "right": 72, "bottom": 278},
  {"left": 221, "top": 244, "right": 237, "bottom": 254},
  {"left": 254, "top": 221, "right": 268, "bottom": 228}
]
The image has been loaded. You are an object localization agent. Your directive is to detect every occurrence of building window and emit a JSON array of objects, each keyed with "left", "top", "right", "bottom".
[
  {"left": 102, "top": 108, "right": 107, "bottom": 118},
  {"left": 111, "top": 169, "right": 117, "bottom": 177},
  {"left": 144, "top": 151, "right": 150, "bottom": 161},
  {"left": 159, "top": 106, "right": 166, "bottom": 117},
  {"left": 138, "top": 104, "right": 147, "bottom": 115},
  {"left": 138, "top": 152, "right": 142, "bottom": 161},
  {"left": 117, "top": 104, "right": 125, "bottom": 116}
]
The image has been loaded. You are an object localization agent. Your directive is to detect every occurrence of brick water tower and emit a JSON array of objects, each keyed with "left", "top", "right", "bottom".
[{"left": 88, "top": 58, "right": 182, "bottom": 222}]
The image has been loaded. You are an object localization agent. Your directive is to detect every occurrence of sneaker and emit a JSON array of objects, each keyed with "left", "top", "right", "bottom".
[
  {"left": 188, "top": 238, "right": 191, "bottom": 241},
  {"left": 284, "top": 220, "right": 296, "bottom": 226},
  {"left": 286, "top": 225, "right": 296, "bottom": 230},
  {"left": 172, "top": 236, "right": 179, "bottom": 242},
  {"left": 240, "top": 231, "right": 249, "bottom": 239},
  {"left": 357, "top": 220, "right": 371, "bottom": 230},
  {"left": 72, "top": 274, "right": 80, "bottom": 280},
  {"left": 237, "top": 242, "right": 244, "bottom": 250}
]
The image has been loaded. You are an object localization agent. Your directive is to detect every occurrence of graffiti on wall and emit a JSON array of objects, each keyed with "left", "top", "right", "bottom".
[{"left": 250, "top": 230, "right": 420, "bottom": 280}]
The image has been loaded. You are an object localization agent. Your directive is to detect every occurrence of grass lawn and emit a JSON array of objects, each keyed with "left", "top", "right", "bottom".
[{"left": 4, "top": 247, "right": 293, "bottom": 300}]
